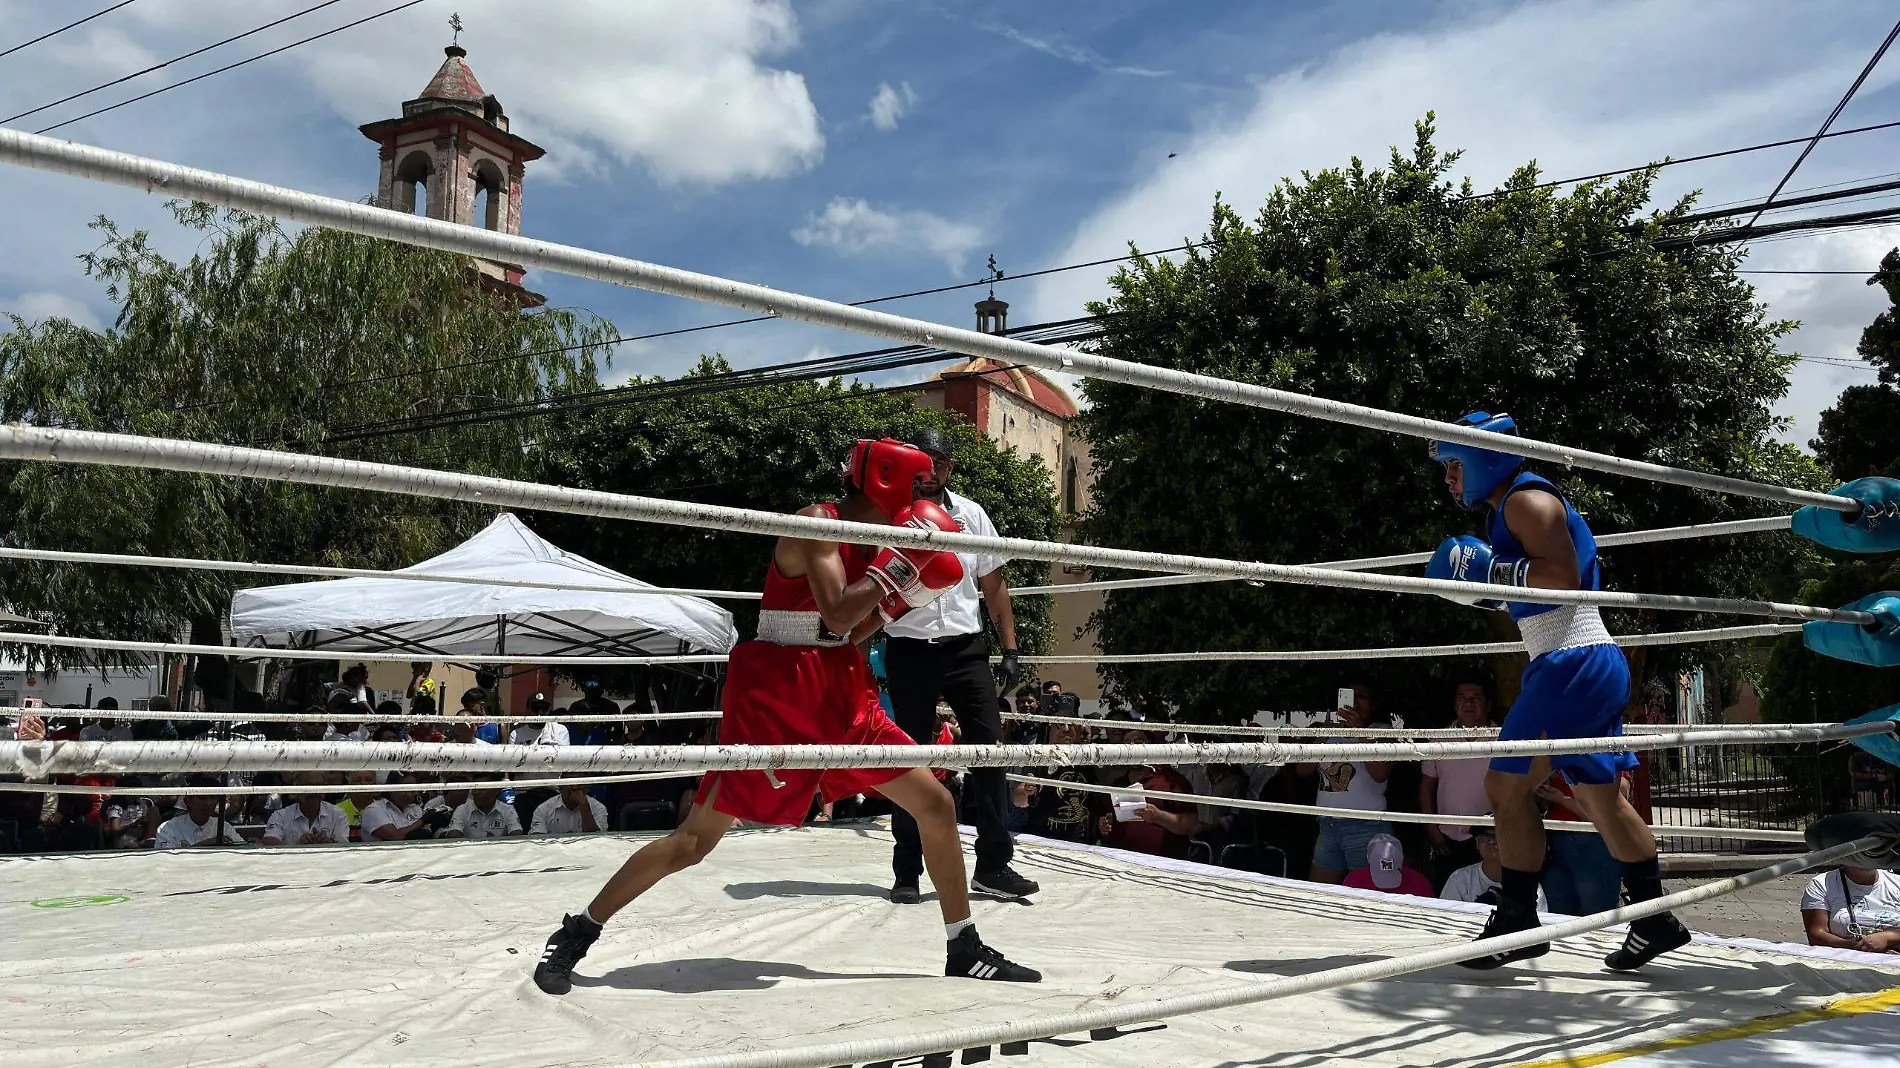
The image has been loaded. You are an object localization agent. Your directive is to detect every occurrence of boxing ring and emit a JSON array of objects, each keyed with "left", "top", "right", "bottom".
[
  {"left": 1, "top": 121, "right": 1899, "bottom": 1068},
  {"left": 2, "top": 826, "right": 1897, "bottom": 1068}
]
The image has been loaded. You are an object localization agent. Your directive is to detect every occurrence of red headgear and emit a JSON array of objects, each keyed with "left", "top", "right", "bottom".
[{"left": 842, "top": 438, "right": 931, "bottom": 519}]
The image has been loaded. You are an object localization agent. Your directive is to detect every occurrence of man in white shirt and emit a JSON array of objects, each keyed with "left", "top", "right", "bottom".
[
  {"left": 881, "top": 428, "right": 1036, "bottom": 905},
  {"left": 261, "top": 773, "right": 351, "bottom": 846},
  {"left": 361, "top": 773, "right": 449, "bottom": 842},
  {"left": 79, "top": 699, "right": 133, "bottom": 742},
  {"left": 530, "top": 784, "right": 608, "bottom": 835},
  {"left": 1420, "top": 680, "right": 1497, "bottom": 889},
  {"left": 508, "top": 693, "right": 571, "bottom": 826},
  {"left": 154, "top": 792, "right": 246, "bottom": 849},
  {"left": 450, "top": 786, "right": 525, "bottom": 839},
  {"left": 1442, "top": 827, "right": 1548, "bottom": 910},
  {"left": 1300, "top": 683, "right": 1393, "bottom": 883}
]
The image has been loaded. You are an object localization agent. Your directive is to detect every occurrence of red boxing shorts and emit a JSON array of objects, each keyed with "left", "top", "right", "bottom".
[{"left": 695, "top": 640, "right": 915, "bottom": 826}]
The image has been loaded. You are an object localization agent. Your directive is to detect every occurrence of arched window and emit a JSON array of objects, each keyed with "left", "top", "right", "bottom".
[
  {"left": 395, "top": 151, "right": 433, "bottom": 216},
  {"left": 1064, "top": 457, "right": 1079, "bottom": 515},
  {"left": 472, "top": 159, "right": 505, "bottom": 230}
]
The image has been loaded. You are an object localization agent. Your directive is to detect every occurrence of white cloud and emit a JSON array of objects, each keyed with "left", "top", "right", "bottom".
[
  {"left": 90, "top": 0, "right": 825, "bottom": 186},
  {"left": 975, "top": 19, "right": 1167, "bottom": 77},
  {"left": 1021, "top": 0, "right": 1900, "bottom": 445},
  {"left": 792, "top": 197, "right": 984, "bottom": 273},
  {"left": 2, "top": 291, "right": 101, "bottom": 330},
  {"left": 868, "top": 81, "right": 917, "bottom": 132}
]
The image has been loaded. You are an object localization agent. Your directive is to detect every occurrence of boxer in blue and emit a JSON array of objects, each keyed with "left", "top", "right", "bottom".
[{"left": 1427, "top": 412, "right": 1690, "bottom": 970}]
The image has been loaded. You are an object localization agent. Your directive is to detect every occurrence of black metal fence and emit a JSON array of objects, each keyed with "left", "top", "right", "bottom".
[{"left": 1645, "top": 740, "right": 1883, "bottom": 854}]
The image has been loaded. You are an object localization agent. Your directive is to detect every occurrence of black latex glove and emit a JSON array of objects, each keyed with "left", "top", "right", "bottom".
[{"left": 997, "top": 648, "right": 1021, "bottom": 696}]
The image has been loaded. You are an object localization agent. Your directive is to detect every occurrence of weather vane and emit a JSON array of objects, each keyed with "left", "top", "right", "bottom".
[
  {"left": 986, "top": 254, "right": 1003, "bottom": 299},
  {"left": 449, "top": 12, "right": 464, "bottom": 45}
]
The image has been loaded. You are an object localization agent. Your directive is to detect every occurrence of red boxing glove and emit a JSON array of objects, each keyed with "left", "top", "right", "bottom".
[{"left": 868, "top": 500, "right": 965, "bottom": 620}]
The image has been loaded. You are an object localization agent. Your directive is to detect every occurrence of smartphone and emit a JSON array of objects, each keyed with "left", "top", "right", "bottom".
[{"left": 1337, "top": 687, "right": 1355, "bottom": 711}]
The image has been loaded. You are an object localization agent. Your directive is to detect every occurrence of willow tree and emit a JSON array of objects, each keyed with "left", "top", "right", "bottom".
[{"left": 0, "top": 202, "right": 617, "bottom": 666}]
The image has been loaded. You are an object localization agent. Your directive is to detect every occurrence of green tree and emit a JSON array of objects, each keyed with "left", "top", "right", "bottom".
[
  {"left": 1076, "top": 116, "right": 1823, "bottom": 721},
  {"left": 530, "top": 357, "right": 1062, "bottom": 690},
  {"left": 1758, "top": 246, "right": 1900, "bottom": 783},
  {"left": 1812, "top": 249, "right": 1900, "bottom": 479},
  {"left": 0, "top": 203, "right": 615, "bottom": 674}
]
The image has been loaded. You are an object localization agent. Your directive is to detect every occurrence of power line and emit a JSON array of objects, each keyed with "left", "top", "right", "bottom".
[
  {"left": 30, "top": 0, "right": 429, "bottom": 135},
  {"left": 318, "top": 318, "right": 1102, "bottom": 446},
  {"left": 1742, "top": 16, "right": 1900, "bottom": 232},
  {"left": 2, "top": 0, "right": 349, "bottom": 127},
  {"left": 0, "top": 0, "right": 142, "bottom": 63}
]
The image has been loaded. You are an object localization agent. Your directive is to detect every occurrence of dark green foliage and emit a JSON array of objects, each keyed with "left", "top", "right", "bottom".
[
  {"left": 1076, "top": 117, "right": 1822, "bottom": 720},
  {"left": 530, "top": 358, "right": 1062, "bottom": 690},
  {"left": 0, "top": 203, "right": 616, "bottom": 665}
]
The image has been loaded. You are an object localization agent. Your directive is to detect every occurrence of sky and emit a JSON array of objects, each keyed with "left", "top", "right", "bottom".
[{"left": 1, "top": 0, "right": 1898, "bottom": 449}]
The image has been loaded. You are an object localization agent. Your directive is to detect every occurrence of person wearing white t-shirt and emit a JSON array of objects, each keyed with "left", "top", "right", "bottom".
[
  {"left": 1442, "top": 828, "right": 1547, "bottom": 910},
  {"left": 261, "top": 774, "right": 351, "bottom": 846},
  {"left": 361, "top": 773, "right": 449, "bottom": 842},
  {"left": 1421, "top": 680, "right": 1497, "bottom": 888},
  {"left": 531, "top": 784, "right": 608, "bottom": 835},
  {"left": 1299, "top": 683, "right": 1392, "bottom": 883},
  {"left": 153, "top": 795, "right": 246, "bottom": 849},
  {"left": 450, "top": 787, "right": 525, "bottom": 839},
  {"left": 1802, "top": 865, "right": 1900, "bottom": 953},
  {"left": 507, "top": 694, "right": 571, "bottom": 825}
]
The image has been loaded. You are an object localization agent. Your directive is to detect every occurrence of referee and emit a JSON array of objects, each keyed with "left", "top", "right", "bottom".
[{"left": 884, "top": 429, "right": 1038, "bottom": 903}]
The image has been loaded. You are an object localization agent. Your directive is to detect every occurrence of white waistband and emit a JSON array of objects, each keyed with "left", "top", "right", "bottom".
[
  {"left": 1515, "top": 604, "right": 1614, "bottom": 659},
  {"left": 754, "top": 609, "right": 848, "bottom": 648}
]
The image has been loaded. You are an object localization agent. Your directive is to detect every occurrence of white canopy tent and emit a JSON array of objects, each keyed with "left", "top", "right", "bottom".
[{"left": 230, "top": 514, "right": 736, "bottom": 660}]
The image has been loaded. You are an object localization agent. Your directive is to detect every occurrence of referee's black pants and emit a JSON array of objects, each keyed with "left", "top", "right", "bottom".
[{"left": 885, "top": 632, "right": 1013, "bottom": 882}]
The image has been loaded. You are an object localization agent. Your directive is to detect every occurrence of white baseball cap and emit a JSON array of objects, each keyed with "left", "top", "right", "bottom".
[{"left": 1367, "top": 833, "right": 1405, "bottom": 890}]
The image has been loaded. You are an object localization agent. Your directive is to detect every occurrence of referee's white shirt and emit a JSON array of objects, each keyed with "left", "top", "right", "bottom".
[{"left": 883, "top": 488, "right": 1005, "bottom": 641}]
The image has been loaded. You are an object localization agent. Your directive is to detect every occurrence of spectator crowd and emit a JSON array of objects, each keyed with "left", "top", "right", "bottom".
[{"left": 6, "top": 659, "right": 1897, "bottom": 954}]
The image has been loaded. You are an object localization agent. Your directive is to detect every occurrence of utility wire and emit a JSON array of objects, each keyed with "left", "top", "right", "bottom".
[
  {"left": 1742, "top": 16, "right": 1900, "bottom": 231},
  {"left": 0, "top": 0, "right": 142, "bottom": 62},
  {"left": 30, "top": 0, "right": 429, "bottom": 135},
  {"left": 2, "top": 0, "right": 349, "bottom": 127}
]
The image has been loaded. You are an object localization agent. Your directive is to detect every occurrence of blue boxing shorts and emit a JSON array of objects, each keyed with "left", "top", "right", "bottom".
[{"left": 1491, "top": 642, "right": 1636, "bottom": 786}]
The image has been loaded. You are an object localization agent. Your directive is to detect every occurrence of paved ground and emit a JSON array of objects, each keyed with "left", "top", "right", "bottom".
[{"left": 1666, "top": 877, "right": 1807, "bottom": 943}]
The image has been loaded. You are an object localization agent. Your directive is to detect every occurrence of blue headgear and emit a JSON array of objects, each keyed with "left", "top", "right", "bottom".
[{"left": 1428, "top": 411, "right": 1525, "bottom": 509}]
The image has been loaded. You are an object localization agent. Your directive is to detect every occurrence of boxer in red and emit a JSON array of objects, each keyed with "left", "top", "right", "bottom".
[{"left": 533, "top": 438, "right": 1041, "bottom": 994}]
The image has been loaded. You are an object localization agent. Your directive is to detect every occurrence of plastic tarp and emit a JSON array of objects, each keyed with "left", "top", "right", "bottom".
[
  {"left": 4, "top": 827, "right": 1899, "bottom": 1067},
  {"left": 229, "top": 513, "right": 736, "bottom": 656}
]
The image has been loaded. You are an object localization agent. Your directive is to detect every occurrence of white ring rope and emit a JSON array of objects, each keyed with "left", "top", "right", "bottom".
[
  {"left": 1016, "top": 516, "right": 1799, "bottom": 596},
  {"left": 1005, "top": 772, "right": 1813, "bottom": 843},
  {"left": 1020, "top": 623, "right": 1800, "bottom": 663},
  {"left": 998, "top": 710, "right": 1836, "bottom": 739},
  {"left": 8, "top": 707, "right": 722, "bottom": 725},
  {"left": 0, "top": 516, "right": 1792, "bottom": 603},
  {"left": 0, "top": 621, "right": 1797, "bottom": 671},
  {"left": 0, "top": 770, "right": 688, "bottom": 797},
  {"left": 631, "top": 836, "right": 1884, "bottom": 1068},
  {"left": 0, "top": 545, "right": 762, "bottom": 601},
  {"left": 0, "top": 632, "right": 728, "bottom": 666},
  {"left": 0, "top": 426, "right": 1871, "bottom": 626},
  {"left": 5, "top": 721, "right": 1887, "bottom": 776},
  {"left": 0, "top": 128, "right": 1850, "bottom": 514}
]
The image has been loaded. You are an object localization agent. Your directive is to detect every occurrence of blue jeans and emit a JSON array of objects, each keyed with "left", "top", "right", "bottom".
[
  {"left": 1544, "top": 830, "right": 1620, "bottom": 915},
  {"left": 1313, "top": 815, "right": 1392, "bottom": 873}
]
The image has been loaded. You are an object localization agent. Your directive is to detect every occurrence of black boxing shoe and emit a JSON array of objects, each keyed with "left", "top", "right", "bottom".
[
  {"left": 533, "top": 913, "right": 601, "bottom": 995},
  {"left": 1604, "top": 912, "right": 1692, "bottom": 972},
  {"left": 1457, "top": 900, "right": 1549, "bottom": 970},
  {"left": 890, "top": 878, "right": 922, "bottom": 905},
  {"left": 946, "top": 926, "right": 1042, "bottom": 982}
]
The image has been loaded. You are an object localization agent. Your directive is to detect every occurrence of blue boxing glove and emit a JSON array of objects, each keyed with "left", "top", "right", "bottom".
[
  {"left": 1792, "top": 478, "right": 1900, "bottom": 554},
  {"left": 1425, "top": 535, "right": 1530, "bottom": 610},
  {"left": 1803, "top": 591, "right": 1900, "bottom": 667}
]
